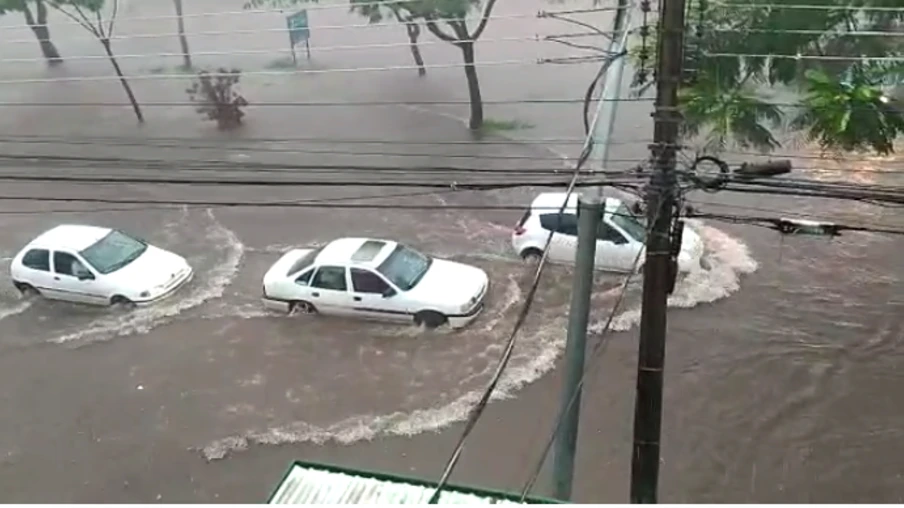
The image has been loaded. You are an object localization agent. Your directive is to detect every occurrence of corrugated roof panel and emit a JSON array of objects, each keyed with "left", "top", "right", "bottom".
[{"left": 269, "top": 461, "right": 559, "bottom": 504}]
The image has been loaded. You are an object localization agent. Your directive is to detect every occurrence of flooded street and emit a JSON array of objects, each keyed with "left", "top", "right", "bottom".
[{"left": 0, "top": 0, "right": 902, "bottom": 503}]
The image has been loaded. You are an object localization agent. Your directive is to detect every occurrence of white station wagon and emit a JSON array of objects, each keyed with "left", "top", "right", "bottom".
[
  {"left": 262, "top": 237, "right": 489, "bottom": 329},
  {"left": 512, "top": 192, "right": 704, "bottom": 273},
  {"left": 9, "top": 225, "right": 193, "bottom": 307}
]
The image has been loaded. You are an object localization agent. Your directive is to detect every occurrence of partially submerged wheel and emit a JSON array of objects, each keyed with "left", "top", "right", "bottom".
[
  {"left": 289, "top": 300, "right": 317, "bottom": 315},
  {"left": 110, "top": 295, "right": 136, "bottom": 309},
  {"left": 14, "top": 282, "right": 38, "bottom": 298},
  {"left": 520, "top": 248, "right": 543, "bottom": 264},
  {"left": 414, "top": 310, "right": 447, "bottom": 329}
]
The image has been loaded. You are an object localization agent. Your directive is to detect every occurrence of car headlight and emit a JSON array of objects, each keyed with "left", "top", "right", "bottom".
[{"left": 139, "top": 290, "right": 151, "bottom": 298}]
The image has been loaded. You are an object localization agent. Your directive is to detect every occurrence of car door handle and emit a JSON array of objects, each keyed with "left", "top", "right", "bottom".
[
  {"left": 53, "top": 276, "right": 60, "bottom": 281},
  {"left": 311, "top": 292, "right": 320, "bottom": 297},
  {"left": 353, "top": 296, "right": 362, "bottom": 301}
]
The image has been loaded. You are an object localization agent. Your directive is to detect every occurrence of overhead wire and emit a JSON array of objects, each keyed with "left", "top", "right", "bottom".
[{"left": 424, "top": 47, "right": 628, "bottom": 505}]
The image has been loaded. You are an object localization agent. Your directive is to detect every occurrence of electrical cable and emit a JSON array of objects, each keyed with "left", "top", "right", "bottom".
[
  {"left": 0, "top": 98, "right": 655, "bottom": 108},
  {"left": 424, "top": 48, "right": 628, "bottom": 505},
  {"left": 2, "top": 8, "right": 620, "bottom": 46},
  {"left": 0, "top": 59, "right": 536, "bottom": 85},
  {"left": 0, "top": 3, "right": 626, "bottom": 32},
  {"left": 518, "top": 198, "right": 665, "bottom": 501}
]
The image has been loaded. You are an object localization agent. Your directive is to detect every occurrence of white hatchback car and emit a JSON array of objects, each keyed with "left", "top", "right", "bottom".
[
  {"left": 10, "top": 225, "right": 193, "bottom": 307},
  {"left": 262, "top": 237, "right": 489, "bottom": 329},
  {"left": 512, "top": 192, "right": 704, "bottom": 273}
]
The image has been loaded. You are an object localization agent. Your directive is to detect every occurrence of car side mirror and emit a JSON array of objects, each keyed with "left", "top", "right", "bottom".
[{"left": 382, "top": 288, "right": 396, "bottom": 298}]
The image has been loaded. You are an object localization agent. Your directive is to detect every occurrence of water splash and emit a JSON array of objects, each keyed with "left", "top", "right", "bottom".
[{"left": 50, "top": 210, "right": 245, "bottom": 345}]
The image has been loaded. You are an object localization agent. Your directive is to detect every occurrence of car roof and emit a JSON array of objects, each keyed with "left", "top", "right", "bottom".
[
  {"left": 315, "top": 237, "right": 399, "bottom": 268},
  {"left": 529, "top": 193, "right": 623, "bottom": 214},
  {"left": 27, "top": 224, "right": 113, "bottom": 252}
]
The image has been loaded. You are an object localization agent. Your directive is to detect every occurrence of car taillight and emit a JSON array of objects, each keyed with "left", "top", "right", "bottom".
[
  {"left": 514, "top": 209, "right": 531, "bottom": 235},
  {"left": 514, "top": 225, "right": 526, "bottom": 236}
]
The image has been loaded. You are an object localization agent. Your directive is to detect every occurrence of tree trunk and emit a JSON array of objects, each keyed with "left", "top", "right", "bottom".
[
  {"left": 405, "top": 22, "right": 426, "bottom": 77},
  {"left": 101, "top": 39, "right": 145, "bottom": 124},
  {"left": 459, "top": 41, "right": 483, "bottom": 130},
  {"left": 172, "top": 0, "right": 192, "bottom": 69},
  {"left": 24, "top": 0, "right": 63, "bottom": 66}
]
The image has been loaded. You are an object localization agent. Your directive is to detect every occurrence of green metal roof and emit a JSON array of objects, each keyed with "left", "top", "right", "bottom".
[{"left": 268, "top": 460, "right": 560, "bottom": 504}]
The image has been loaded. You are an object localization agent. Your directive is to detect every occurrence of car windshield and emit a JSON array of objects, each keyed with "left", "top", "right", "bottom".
[
  {"left": 376, "top": 244, "right": 432, "bottom": 291},
  {"left": 610, "top": 203, "right": 647, "bottom": 242},
  {"left": 79, "top": 230, "right": 148, "bottom": 275}
]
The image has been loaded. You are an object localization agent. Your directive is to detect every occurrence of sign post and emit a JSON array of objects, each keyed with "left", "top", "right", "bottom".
[{"left": 286, "top": 9, "right": 311, "bottom": 65}]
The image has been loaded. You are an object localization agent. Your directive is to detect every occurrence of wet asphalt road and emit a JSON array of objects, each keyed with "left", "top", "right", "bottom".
[{"left": 1, "top": 0, "right": 903, "bottom": 503}]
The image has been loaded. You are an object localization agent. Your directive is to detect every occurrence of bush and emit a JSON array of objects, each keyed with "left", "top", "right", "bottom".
[{"left": 186, "top": 68, "right": 249, "bottom": 130}]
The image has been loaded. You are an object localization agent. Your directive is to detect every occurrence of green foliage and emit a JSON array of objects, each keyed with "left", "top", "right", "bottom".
[{"left": 629, "top": 0, "right": 904, "bottom": 154}]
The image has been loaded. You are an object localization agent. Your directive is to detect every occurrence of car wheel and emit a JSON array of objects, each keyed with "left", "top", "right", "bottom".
[
  {"left": 289, "top": 300, "right": 317, "bottom": 315},
  {"left": 14, "top": 282, "right": 38, "bottom": 298},
  {"left": 520, "top": 248, "right": 543, "bottom": 264},
  {"left": 414, "top": 310, "right": 447, "bottom": 329},
  {"left": 110, "top": 295, "right": 136, "bottom": 309}
]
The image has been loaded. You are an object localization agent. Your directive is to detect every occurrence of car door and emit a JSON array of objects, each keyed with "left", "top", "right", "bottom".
[
  {"left": 51, "top": 251, "right": 106, "bottom": 305},
  {"left": 539, "top": 213, "right": 579, "bottom": 264},
  {"left": 595, "top": 221, "right": 637, "bottom": 272},
  {"left": 307, "top": 265, "right": 355, "bottom": 316},
  {"left": 16, "top": 248, "right": 58, "bottom": 298},
  {"left": 349, "top": 268, "right": 408, "bottom": 323}
]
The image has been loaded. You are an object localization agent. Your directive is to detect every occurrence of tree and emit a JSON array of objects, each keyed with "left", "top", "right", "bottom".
[
  {"left": 0, "top": 0, "right": 63, "bottom": 65},
  {"left": 47, "top": 0, "right": 144, "bottom": 123},
  {"left": 186, "top": 68, "right": 248, "bottom": 129},
  {"left": 172, "top": 0, "right": 192, "bottom": 69},
  {"left": 631, "top": 0, "right": 904, "bottom": 155},
  {"left": 245, "top": 0, "right": 502, "bottom": 130}
]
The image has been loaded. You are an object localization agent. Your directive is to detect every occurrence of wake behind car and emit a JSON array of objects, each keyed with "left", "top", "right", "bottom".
[
  {"left": 262, "top": 237, "right": 489, "bottom": 329},
  {"left": 512, "top": 192, "right": 704, "bottom": 273},
  {"left": 10, "top": 225, "right": 193, "bottom": 307}
]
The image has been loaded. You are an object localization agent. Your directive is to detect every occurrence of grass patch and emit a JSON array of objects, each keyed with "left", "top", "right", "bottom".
[
  {"left": 478, "top": 118, "right": 535, "bottom": 133},
  {"left": 265, "top": 57, "right": 297, "bottom": 70}
]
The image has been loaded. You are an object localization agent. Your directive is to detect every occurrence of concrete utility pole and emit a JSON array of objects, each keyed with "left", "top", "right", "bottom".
[
  {"left": 594, "top": 0, "right": 633, "bottom": 198},
  {"left": 553, "top": 196, "right": 603, "bottom": 501},
  {"left": 629, "top": 0, "right": 687, "bottom": 502}
]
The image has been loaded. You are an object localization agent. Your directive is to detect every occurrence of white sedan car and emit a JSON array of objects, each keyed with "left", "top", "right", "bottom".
[
  {"left": 10, "top": 225, "right": 193, "bottom": 307},
  {"left": 262, "top": 237, "right": 489, "bottom": 329},
  {"left": 512, "top": 192, "right": 704, "bottom": 273}
]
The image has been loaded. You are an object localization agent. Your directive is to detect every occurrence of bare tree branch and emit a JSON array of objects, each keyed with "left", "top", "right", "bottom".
[
  {"left": 94, "top": 9, "right": 105, "bottom": 38},
  {"left": 469, "top": 0, "right": 499, "bottom": 40},
  {"left": 107, "top": 0, "right": 118, "bottom": 38},
  {"left": 45, "top": 1, "right": 99, "bottom": 37},
  {"left": 423, "top": 16, "right": 457, "bottom": 42}
]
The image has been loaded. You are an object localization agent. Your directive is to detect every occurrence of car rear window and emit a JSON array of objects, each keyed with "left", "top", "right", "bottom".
[
  {"left": 286, "top": 246, "right": 323, "bottom": 276},
  {"left": 539, "top": 213, "right": 578, "bottom": 236}
]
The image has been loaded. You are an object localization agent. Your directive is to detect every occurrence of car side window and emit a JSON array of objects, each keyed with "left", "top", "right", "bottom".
[
  {"left": 597, "top": 222, "right": 628, "bottom": 244},
  {"left": 539, "top": 213, "right": 578, "bottom": 236},
  {"left": 53, "top": 252, "right": 92, "bottom": 278},
  {"left": 295, "top": 268, "right": 314, "bottom": 286},
  {"left": 21, "top": 249, "right": 50, "bottom": 271},
  {"left": 311, "top": 266, "right": 348, "bottom": 291},
  {"left": 351, "top": 268, "right": 390, "bottom": 294}
]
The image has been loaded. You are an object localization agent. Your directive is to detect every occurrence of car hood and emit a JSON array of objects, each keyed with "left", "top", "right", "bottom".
[
  {"left": 104, "top": 245, "right": 189, "bottom": 290},
  {"left": 406, "top": 259, "right": 488, "bottom": 308}
]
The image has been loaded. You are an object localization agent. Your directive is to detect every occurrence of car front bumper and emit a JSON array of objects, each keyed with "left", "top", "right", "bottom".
[{"left": 132, "top": 268, "right": 194, "bottom": 306}]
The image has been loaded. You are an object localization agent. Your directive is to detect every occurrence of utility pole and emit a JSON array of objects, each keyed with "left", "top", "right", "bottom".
[
  {"left": 594, "top": 0, "right": 633, "bottom": 198},
  {"left": 629, "top": 0, "right": 687, "bottom": 502},
  {"left": 553, "top": 196, "right": 603, "bottom": 501}
]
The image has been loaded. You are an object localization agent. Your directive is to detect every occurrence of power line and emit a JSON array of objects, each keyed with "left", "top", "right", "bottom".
[
  {"left": 2, "top": 9, "right": 614, "bottom": 46},
  {"left": 0, "top": 98, "right": 654, "bottom": 107},
  {"left": 0, "top": 59, "right": 535, "bottom": 85},
  {"left": 0, "top": 3, "right": 624, "bottom": 32},
  {"left": 709, "top": 27, "right": 904, "bottom": 37},
  {"left": 0, "top": 33, "right": 612, "bottom": 65},
  {"left": 703, "top": 52, "right": 904, "bottom": 62},
  {"left": 424, "top": 48, "right": 628, "bottom": 505},
  {"left": 706, "top": 2, "right": 904, "bottom": 12}
]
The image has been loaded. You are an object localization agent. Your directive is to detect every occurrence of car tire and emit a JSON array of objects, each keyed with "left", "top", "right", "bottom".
[
  {"left": 110, "top": 295, "right": 136, "bottom": 309},
  {"left": 414, "top": 310, "right": 447, "bottom": 329},
  {"left": 289, "top": 300, "right": 317, "bottom": 315},
  {"left": 520, "top": 248, "right": 543, "bottom": 263},
  {"left": 14, "top": 282, "right": 38, "bottom": 297}
]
